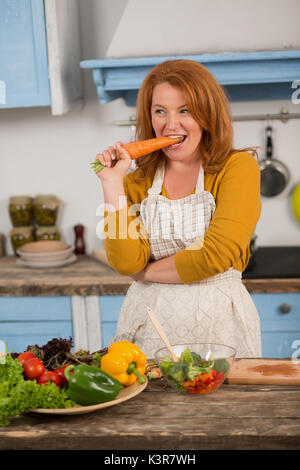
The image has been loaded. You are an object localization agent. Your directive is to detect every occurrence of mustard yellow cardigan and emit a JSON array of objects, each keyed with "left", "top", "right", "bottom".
[{"left": 104, "top": 152, "right": 261, "bottom": 283}]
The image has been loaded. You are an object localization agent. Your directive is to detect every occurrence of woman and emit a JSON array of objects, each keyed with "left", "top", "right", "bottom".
[{"left": 96, "top": 59, "right": 262, "bottom": 359}]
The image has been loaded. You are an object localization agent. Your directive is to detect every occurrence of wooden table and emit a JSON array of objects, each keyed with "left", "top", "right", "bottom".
[{"left": 1, "top": 379, "right": 300, "bottom": 450}]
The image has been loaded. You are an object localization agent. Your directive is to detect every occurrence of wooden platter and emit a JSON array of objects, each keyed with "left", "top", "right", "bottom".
[{"left": 30, "top": 377, "right": 148, "bottom": 415}]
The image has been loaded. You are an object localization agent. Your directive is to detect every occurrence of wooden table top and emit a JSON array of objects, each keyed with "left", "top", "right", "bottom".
[
  {"left": 0, "top": 255, "right": 299, "bottom": 296},
  {"left": 1, "top": 379, "right": 300, "bottom": 450}
]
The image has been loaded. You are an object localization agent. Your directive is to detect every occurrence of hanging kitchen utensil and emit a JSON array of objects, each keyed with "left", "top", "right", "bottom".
[{"left": 260, "top": 126, "right": 290, "bottom": 197}]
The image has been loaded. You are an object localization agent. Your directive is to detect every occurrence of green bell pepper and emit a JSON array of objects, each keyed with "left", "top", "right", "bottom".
[{"left": 64, "top": 364, "right": 123, "bottom": 406}]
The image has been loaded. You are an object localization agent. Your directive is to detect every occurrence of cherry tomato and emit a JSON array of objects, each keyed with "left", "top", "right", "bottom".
[
  {"left": 54, "top": 364, "right": 71, "bottom": 386},
  {"left": 23, "top": 357, "right": 45, "bottom": 380},
  {"left": 17, "top": 351, "right": 36, "bottom": 366},
  {"left": 38, "top": 370, "right": 62, "bottom": 387}
]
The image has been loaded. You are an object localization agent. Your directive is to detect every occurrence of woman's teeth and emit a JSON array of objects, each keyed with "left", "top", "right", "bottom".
[{"left": 168, "top": 135, "right": 186, "bottom": 146}]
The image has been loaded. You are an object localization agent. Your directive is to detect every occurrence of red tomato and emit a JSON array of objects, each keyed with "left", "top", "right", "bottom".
[
  {"left": 23, "top": 357, "right": 45, "bottom": 380},
  {"left": 54, "top": 364, "right": 71, "bottom": 386},
  {"left": 17, "top": 351, "right": 36, "bottom": 366},
  {"left": 38, "top": 370, "right": 62, "bottom": 387}
]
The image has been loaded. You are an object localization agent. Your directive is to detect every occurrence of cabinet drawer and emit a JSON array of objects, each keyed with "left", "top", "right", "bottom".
[
  {"left": 0, "top": 296, "right": 72, "bottom": 320},
  {"left": 251, "top": 293, "right": 300, "bottom": 322},
  {"left": 0, "top": 297, "right": 73, "bottom": 353},
  {"left": 251, "top": 293, "right": 300, "bottom": 358}
]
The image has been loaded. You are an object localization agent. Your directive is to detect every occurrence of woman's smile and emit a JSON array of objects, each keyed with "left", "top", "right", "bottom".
[
  {"left": 167, "top": 135, "right": 187, "bottom": 149},
  {"left": 151, "top": 82, "right": 202, "bottom": 163}
]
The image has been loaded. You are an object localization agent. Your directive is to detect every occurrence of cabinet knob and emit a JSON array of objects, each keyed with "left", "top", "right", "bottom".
[{"left": 279, "top": 303, "right": 291, "bottom": 314}]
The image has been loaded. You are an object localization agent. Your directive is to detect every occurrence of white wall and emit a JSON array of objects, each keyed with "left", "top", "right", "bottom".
[{"left": 0, "top": 0, "right": 299, "bottom": 256}]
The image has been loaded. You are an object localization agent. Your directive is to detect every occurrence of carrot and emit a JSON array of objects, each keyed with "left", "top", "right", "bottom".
[{"left": 90, "top": 136, "right": 182, "bottom": 174}]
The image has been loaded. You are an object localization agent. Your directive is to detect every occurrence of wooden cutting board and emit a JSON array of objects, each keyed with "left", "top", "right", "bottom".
[{"left": 227, "top": 358, "right": 300, "bottom": 385}]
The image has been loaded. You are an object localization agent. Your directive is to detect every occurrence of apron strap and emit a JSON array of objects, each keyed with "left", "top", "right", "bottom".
[
  {"left": 195, "top": 165, "right": 204, "bottom": 192},
  {"left": 147, "top": 162, "right": 165, "bottom": 195}
]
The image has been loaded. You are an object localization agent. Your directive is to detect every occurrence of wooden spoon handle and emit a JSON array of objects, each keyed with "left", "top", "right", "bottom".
[{"left": 147, "top": 306, "right": 178, "bottom": 362}]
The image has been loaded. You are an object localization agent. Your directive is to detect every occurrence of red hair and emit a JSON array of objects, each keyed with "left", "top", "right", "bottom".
[{"left": 134, "top": 59, "right": 257, "bottom": 181}]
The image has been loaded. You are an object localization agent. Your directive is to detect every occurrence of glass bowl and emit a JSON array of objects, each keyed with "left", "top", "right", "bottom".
[{"left": 154, "top": 343, "right": 236, "bottom": 395}]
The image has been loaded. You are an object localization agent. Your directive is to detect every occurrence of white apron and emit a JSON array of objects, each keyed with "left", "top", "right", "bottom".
[{"left": 112, "top": 162, "right": 262, "bottom": 359}]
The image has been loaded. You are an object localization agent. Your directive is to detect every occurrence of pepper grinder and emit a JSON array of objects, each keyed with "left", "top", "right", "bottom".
[{"left": 74, "top": 224, "right": 85, "bottom": 255}]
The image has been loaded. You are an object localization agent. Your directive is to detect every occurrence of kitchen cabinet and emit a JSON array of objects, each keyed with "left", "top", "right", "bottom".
[
  {"left": 251, "top": 293, "right": 300, "bottom": 358},
  {"left": 0, "top": 294, "right": 122, "bottom": 353},
  {"left": 0, "top": 296, "right": 73, "bottom": 353},
  {"left": 0, "top": 255, "right": 299, "bottom": 358},
  {"left": 0, "top": 256, "right": 130, "bottom": 354},
  {"left": 0, "top": 0, "right": 82, "bottom": 115},
  {"left": 2, "top": 292, "right": 299, "bottom": 358}
]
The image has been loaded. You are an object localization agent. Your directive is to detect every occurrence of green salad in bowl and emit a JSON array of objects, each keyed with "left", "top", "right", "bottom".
[{"left": 155, "top": 343, "right": 236, "bottom": 395}]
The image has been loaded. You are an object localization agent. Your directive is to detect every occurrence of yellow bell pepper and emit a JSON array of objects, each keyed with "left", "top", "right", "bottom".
[{"left": 100, "top": 341, "right": 147, "bottom": 386}]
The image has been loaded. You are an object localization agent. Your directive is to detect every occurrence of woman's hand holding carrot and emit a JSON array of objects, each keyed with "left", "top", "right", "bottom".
[
  {"left": 95, "top": 142, "right": 132, "bottom": 183},
  {"left": 95, "top": 142, "right": 131, "bottom": 211},
  {"left": 93, "top": 137, "right": 181, "bottom": 211},
  {"left": 91, "top": 137, "right": 182, "bottom": 176}
]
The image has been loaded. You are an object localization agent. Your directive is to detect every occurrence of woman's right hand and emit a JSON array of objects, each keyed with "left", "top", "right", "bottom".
[{"left": 95, "top": 142, "right": 132, "bottom": 183}]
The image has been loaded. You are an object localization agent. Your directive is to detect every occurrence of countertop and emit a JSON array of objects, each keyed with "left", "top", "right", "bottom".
[
  {"left": 1, "top": 378, "right": 300, "bottom": 450},
  {"left": 0, "top": 249, "right": 299, "bottom": 296}
]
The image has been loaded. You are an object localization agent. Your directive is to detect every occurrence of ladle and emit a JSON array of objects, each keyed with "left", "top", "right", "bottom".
[{"left": 146, "top": 306, "right": 178, "bottom": 362}]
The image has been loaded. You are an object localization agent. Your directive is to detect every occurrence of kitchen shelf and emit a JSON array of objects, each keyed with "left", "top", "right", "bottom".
[{"left": 80, "top": 50, "right": 300, "bottom": 105}]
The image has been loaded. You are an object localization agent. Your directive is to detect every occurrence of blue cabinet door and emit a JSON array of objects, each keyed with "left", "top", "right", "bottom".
[
  {"left": 0, "top": 0, "right": 50, "bottom": 108},
  {"left": 251, "top": 293, "right": 300, "bottom": 358},
  {"left": 99, "top": 296, "right": 125, "bottom": 348},
  {"left": 0, "top": 296, "right": 73, "bottom": 353}
]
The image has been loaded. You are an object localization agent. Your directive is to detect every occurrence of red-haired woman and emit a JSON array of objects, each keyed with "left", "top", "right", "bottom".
[{"left": 96, "top": 59, "right": 262, "bottom": 359}]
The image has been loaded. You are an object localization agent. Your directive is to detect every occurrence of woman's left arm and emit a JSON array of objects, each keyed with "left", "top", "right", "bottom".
[
  {"left": 130, "top": 255, "right": 183, "bottom": 283},
  {"left": 174, "top": 152, "right": 262, "bottom": 283}
]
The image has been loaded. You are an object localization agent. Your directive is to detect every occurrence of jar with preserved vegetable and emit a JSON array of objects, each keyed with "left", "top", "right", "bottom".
[
  {"left": 9, "top": 196, "right": 33, "bottom": 227},
  {"left": 9, "top": 226, "right": 35, "bottom": 255},
  {"left": 33, "top": 195, "right": 61, "bottom": 226},
  {"left": 35, "top": 226, "right": 61, "bottom": 241}
]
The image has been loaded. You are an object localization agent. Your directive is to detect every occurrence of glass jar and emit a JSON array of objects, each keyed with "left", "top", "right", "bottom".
[
  {"left": 9, "top": 226, "right": 35, "bottom": 255},
  {"left": 35, "top": 226, "right": 61, "bottom": 241},
  {"left": 33, "top": 195, "right": 61, "bottom": 226},
  {"left": 9, "top": 196, "right": 33, "bottom": 227}
]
